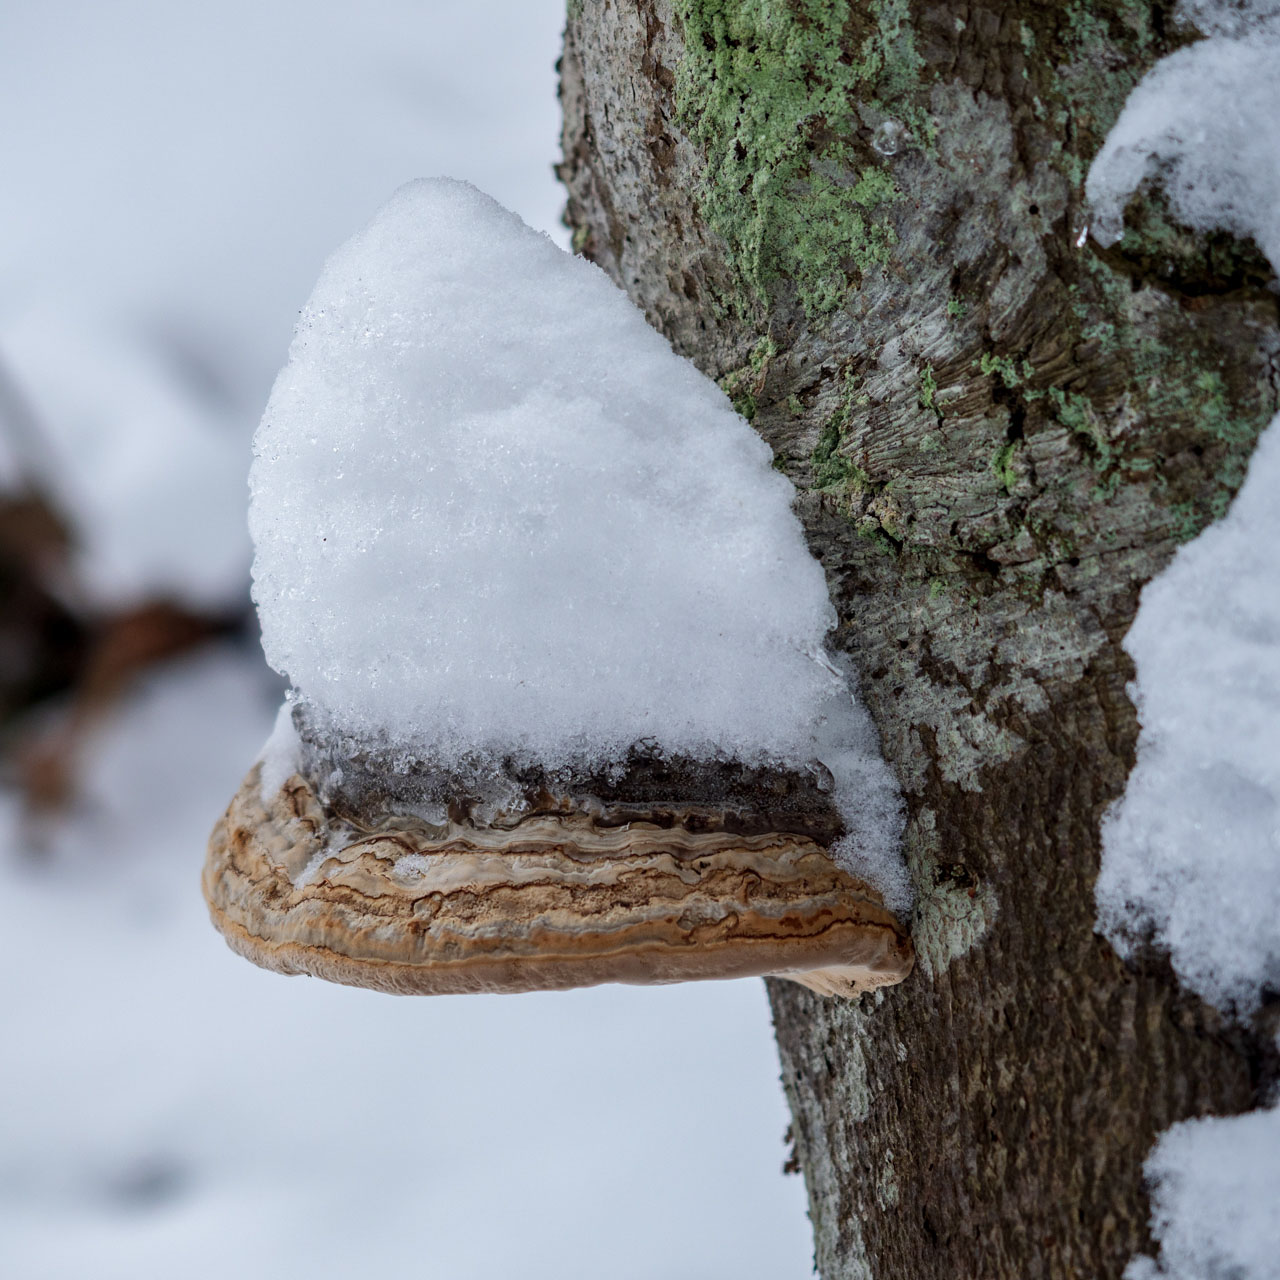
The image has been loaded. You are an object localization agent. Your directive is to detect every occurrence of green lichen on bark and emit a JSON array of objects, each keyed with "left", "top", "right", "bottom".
[
  {"left": 808, "top": 366, "right": 873, "bottom": 498},
  {"left": 811, "top": 420, "right": 856, "bottom": 491},
  {"left": 991, "top": 441, "right": 1018, "bottom": 494},
  {"left": 1021, "top": 3, "right": 1164, "bottom": 194},
  {"left": 1060, "top": 1, "right": 1153, "bottom": 122},
  {"left": 917, "top": 365, "right": 940, "bottom": 417},
  {"left": 718, "top": 334, "right": 778, "bottom": 419},
  {"left": 669, "top": 0, "right": 928, "bottom": 317},
  {"left": 1064, "top": 250, "right": 1275, "bottom": 543}
]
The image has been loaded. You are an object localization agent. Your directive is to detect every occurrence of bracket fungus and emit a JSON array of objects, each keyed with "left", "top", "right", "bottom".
[{"left": 203, "top": 179, "right": 914, "bottom": 998}]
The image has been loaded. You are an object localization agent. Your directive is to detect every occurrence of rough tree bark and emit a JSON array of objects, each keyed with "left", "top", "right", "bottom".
[{"left": 558, "top": 3, "right": 1279, "bottom": 1276}]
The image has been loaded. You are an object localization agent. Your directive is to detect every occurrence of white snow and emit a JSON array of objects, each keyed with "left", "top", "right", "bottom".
[
  {"left": 1087, "top": 16, "right": 1280, "bottom": 267},
  {"left": 252, "top": 177, "right": 832, "bottom": 766},
  {"left": 1177, "top": 0, "right": 1280, "bottom": 36},
  {"left": 255, "top": 697, "right": 302, "bottom": 804},
  {"left": 250, "top": 178, "right": 905, "bottom": 902},
  {"left": 816, "top": 657, "right": 913, "bottom": 913},
  {"left": 0, "top": 647, "right": 813, "bottom": 1280},
  {"left": 1125, "top": 1098, "right": 1280, "bottom": 1280},
  {"left": 1089, "top": 4, "right": 1280, "bottom": 1275}
]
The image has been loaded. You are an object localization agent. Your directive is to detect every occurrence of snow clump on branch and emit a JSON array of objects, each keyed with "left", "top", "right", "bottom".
[
  {"left": 1087, "top": 12, "right": 1280, "bottom": 269},
  {"left": 1124, "top": 1099, "right": 1280, "bottom": 1280}
]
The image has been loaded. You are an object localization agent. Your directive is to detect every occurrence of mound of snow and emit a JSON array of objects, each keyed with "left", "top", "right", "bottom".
[
  {"left": 1125, "top": 1101, "right": 1280, "bottom": 1280},
  {"left": 250, "top": 179, "right": 905, "bottom": 903}
]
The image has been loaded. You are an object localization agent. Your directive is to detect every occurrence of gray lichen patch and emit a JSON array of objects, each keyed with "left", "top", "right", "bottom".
[
  {"left": 776, "top": 994, "right": 877, "bottom": 1277},
  {"left": 907, "top": 809, "right": 999, "bottom": 980},
  {"left": 875, "top": 1149, "right": 900, "bottom": 1212}
]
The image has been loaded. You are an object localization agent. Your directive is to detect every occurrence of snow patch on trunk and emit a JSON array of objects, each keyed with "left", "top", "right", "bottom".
[
  {"left": 1095, "top": 421, "right": 1280, "bottom": 1013},
  {"left": 1125, "top": 1097, "right": 1280, "bottom": 1280}
]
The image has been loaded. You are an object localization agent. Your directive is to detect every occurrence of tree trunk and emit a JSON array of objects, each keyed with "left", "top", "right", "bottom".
[{"left": 558, "top": 3, "right": 1280, "bottom": 1276}]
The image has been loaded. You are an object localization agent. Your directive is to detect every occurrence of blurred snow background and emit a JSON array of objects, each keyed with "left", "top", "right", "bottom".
[{"left": 0, "top": 4, "right": 812, "bottom": 1277}]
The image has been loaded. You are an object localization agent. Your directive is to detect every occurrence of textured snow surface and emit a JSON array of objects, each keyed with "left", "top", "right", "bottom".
[
  {"left": 253, "top": 178, "right": 835, "bottom": 764},
  {"left": 0, "top": 648, "right": 812, "bottom": 1280},
  {"left": 256, "top": 698, "right": 302, "bottom": 804},
  {"left": 1087, "top": 16, "right": 1280, "bottom": 267},
  {"left": 251, "top": 179, "right": 905, "bottom": 900},
  {"left": 1090, "top": 1, "right": 1280, "bottom": 1015},
  {"left": 1125, "top": 1100, "right": 1280, "bottom": 1280},
  {"left": 1178, "top": 0, "right": 1280, "bottom": 36}
]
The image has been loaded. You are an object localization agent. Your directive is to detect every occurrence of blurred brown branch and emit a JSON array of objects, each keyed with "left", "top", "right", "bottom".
[{"left": 0, "top": 359, "right": 245, "bottom": 823}]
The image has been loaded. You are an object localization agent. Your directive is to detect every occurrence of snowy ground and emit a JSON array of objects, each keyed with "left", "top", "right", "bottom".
[{"left": 0, "top": 647, "right": 812, "bottom": 1280}]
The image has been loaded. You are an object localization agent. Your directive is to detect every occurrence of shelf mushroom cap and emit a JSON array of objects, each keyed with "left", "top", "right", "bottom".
[{"left": 203, "top": 764, "right": 914, "bottom": 998}]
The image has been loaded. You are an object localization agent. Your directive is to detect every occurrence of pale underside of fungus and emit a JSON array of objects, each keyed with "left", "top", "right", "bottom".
[{"left": 203, "top": 763, "right": 912, "bottom": 998}]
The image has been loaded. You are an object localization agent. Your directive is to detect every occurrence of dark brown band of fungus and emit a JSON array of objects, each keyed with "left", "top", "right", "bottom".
[
  {"left": 294, "top": 703, "right": 847, "bottom": 842},
  {"left": 203, "top": 764, "right": 914, "bottom": 998}
]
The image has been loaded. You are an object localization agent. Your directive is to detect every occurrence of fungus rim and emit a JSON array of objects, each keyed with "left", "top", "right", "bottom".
[{"left": 203, "top": 764, "right": 915, "bottom": 998}]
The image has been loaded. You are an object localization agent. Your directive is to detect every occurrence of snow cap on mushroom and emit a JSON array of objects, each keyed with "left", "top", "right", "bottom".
[
  {"left": 206, "top": 179, "right": 911, "bottom": 996},
  {"left": 252, "top": 180, "right": 891, "bottom": 818}
]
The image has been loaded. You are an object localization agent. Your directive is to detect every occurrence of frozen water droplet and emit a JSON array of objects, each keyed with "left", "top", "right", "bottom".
[{"left": 872, "top": 120, "right": 908, "bottom": 157}]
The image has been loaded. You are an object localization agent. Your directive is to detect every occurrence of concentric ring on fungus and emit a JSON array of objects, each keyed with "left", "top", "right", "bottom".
[{"left": 203, "top": 763, "right": 914, "bottom": 997}]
